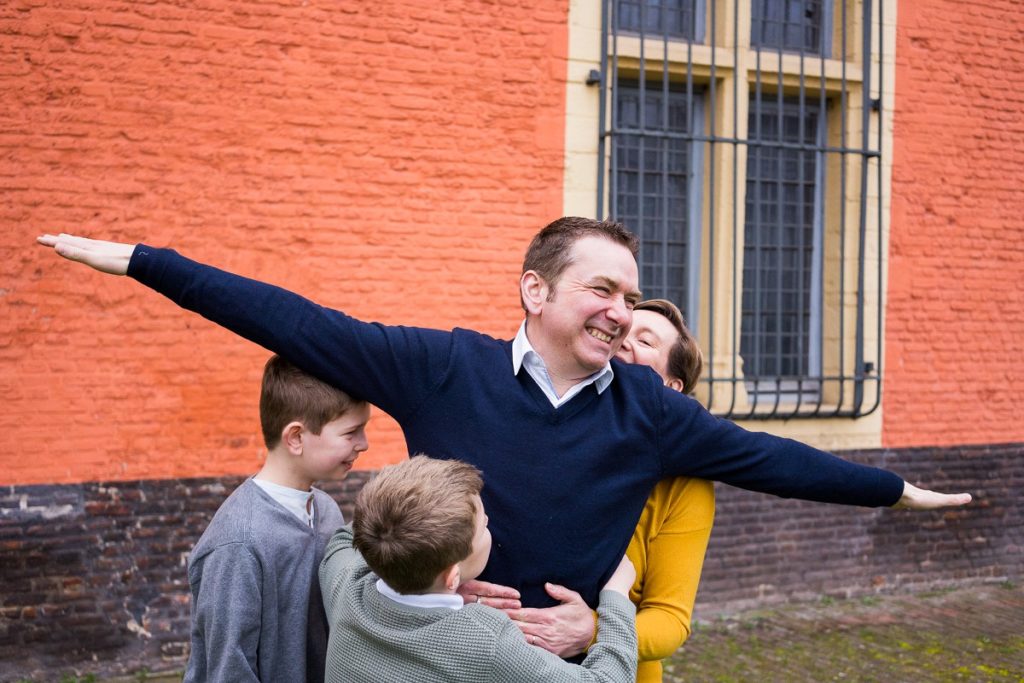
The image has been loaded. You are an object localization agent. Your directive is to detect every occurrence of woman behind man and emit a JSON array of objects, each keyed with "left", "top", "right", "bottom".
[{"left": 616, "top": 299, "right": 714, "bottom": 683}]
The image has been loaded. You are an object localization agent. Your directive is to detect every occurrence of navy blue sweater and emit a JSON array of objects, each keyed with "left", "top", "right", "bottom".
[{"left": 129, "top": 246, "right": 904, "bottom": 610}]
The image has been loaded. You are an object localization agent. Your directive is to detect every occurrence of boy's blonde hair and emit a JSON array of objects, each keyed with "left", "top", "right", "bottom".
[
  {"left": 353, "top": 456, "right": 483, "bottom": 594},
  {"left": 259, "top": 355, "right": 365, "bottom": 448}
]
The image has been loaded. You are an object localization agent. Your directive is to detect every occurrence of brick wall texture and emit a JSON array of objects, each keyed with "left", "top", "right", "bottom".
[
  {"left": 2, "top": 0, "right": 569, "bottom": 485},
  {"left": 3, "top": 0, "right": 1024, "bottom": 680},
  {"left": 697, "top": 443, "right": 1022, "bottom": 611},
  {"left": 886, "top": 0, "right": 1024, "bottom": 447}
]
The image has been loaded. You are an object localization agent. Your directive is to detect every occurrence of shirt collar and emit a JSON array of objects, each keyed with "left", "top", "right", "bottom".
[
  {"left": 511, "top": 320, "right": 614, "bottom": 405},
  {"left": 510, "top": 320, "right": 533, "bottom": 375},
  {"left": 376, "top": 579, "right": 464, "bottom": 611},
  {"left": 252, "top": 477, "right": 315, "bottom": 527}
]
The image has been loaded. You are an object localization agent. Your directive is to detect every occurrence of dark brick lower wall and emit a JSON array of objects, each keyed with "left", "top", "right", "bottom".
[
  {"left": 1, "top": 443, "right": 1020, "bottom": 681},
  {"left": 696, "top": 442, "right": 1023, "bottom": 614},
  {"left": 0, "top": 474, "right": 373, "bottom": 682}
]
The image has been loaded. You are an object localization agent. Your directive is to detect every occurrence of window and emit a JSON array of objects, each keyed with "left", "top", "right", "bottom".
[
  {"left": 613, "top": 82, "right": 704, "bottom": 321},
  {"left": 598, "top": 0, "right": 886, "bottom": 419},
  {"left": 742, "top": 95, "right": 823, "bottom": 404}
]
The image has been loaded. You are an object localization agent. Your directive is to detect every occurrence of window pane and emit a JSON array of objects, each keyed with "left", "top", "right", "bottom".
[
  {"left": 742, "top": 96, "right": 820, "bottom": 379},
  {"left": 613, "top": 83, "right": 698, "bottom": 316},
  {"left": 616, "top": 0, "right": 702, "bottom": 41},
  {"left": 751, "top": 0, "right": 826, "bottom": 55}
]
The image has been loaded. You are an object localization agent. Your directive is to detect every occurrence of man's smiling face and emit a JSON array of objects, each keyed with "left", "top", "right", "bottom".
[{"left": 528, "top": 235, "right": 641, "bottom": 383}]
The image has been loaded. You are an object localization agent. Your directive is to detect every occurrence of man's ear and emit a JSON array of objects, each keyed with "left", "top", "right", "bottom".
[
  {"left": 520, "top": 270, "right": 548, "bottom": 315},
  {"left": 281, "top": 421, "right": 305, "bottom": 456},
  {"left": 665, "top": 377, "right": 685, "bottom": 393}
]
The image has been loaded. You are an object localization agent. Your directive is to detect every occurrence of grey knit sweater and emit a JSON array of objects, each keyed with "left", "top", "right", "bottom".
[
  {"left": 185, "top": 478, "right": 344, "bottom": 683},
  {"left": 319, "top": 526, "right": 638, "bottom": 682}
]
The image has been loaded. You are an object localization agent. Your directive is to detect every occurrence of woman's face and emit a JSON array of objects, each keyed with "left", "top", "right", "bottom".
[{"left": 615, "top": 309, "right": 680, "bottom": 384}]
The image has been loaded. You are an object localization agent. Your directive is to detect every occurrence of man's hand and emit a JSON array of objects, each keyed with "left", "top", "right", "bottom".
[
  {"left": 893, "top": 481, "right": 973, "bottom": 510},
  {"left": 37, "top": 233, "right": 135, "bottom": 275},
  {"left": 457, "top": 579, "right": 521, "bottom": 610},
  {"left": 504, "top": 583, "right": 596, "bottom": 658}
]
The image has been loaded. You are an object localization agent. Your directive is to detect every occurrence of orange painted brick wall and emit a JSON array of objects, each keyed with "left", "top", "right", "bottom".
[
  {"left": 885, "top": 0, "right": 1024, "bottom": 447},
  {"left": 2, "top": 1, "right": 569, "bottom": 485}
]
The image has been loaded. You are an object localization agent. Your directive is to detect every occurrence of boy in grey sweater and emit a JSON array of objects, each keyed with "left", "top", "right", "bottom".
[
  {"left": 185, "top": 355, "right": 370, "bottom": 683},
  {"left": 319, "top": 456, "right": 637, "bottom": 682}
]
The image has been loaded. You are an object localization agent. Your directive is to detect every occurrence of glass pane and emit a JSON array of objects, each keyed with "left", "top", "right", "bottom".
[
  {"left": 616, "top": 0, "right": 702, "bottom": 41},
  {"left": 751, "top": 0, "right": 826, "bottom": 55}
]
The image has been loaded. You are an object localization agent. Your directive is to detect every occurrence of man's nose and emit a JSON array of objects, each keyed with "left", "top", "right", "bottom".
[{"left": 607, "top": 296, "right": 630, "bottom": 324}]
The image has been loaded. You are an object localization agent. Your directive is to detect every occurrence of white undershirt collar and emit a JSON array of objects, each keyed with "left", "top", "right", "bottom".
[
  {"left": 252, "top": 477, "right": 315, "bottom": 528},
  {"left": 511, "top": 320, "right": 614, "bottom": 407},
  {"left": 376, "top": 579, "right": 464, "bottom": 610}
]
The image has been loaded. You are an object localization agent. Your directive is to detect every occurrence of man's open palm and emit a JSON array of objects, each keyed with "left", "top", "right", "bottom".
[{"left": 37, "top": 233, "right": 135, "bottom": 276}]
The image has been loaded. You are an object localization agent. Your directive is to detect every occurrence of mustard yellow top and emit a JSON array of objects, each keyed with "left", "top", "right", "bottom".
[{"left": 627, "top": 477, "right": 715, "bottom": 683}]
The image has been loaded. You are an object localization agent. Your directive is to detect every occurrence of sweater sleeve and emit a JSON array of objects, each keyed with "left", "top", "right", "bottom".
[
  {"left": 490, "top": 590, "right": 637, "bottom": 682},
  {"left": 630, "top": 478, "right": 715, "bottom": 664},
  {"left": 127, "top": 245, "right": 452, "bottom": 421},
  {"left": 189, "top": 545, "right": 262, "bottom": 683},
  {"left": 319, "top": 525, "right": 364, "bottom": 618},
  {"left": 658, "top": 389, "right": 905, "bottom": 507}
]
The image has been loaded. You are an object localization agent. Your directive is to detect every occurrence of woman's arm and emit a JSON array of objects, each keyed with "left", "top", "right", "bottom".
[{"left": 629, "top": 477, "right": 715, "bottom": 662}]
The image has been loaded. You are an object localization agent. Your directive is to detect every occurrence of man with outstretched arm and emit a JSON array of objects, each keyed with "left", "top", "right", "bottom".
[{"left": 38, "top": 220, "right": 971, "bottom": 659}]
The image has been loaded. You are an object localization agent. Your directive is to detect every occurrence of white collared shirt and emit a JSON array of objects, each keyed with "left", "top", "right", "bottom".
[
  {"left": 252, "top": 477, "right": 315, "bottom": 528},
  {"left": 376, "top": 579, "right": 465, "bottom": 610},
  {"left": 511, "top": 320, "right": 615, "bottom": 408}
]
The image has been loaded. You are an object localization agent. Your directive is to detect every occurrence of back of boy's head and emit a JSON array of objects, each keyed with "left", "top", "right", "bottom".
[
  {"left": 259, "top": 355, "right": 364, "bottom": 449},
  {"left": 353, "top": 455, "right": 483, "bottom": 594}
]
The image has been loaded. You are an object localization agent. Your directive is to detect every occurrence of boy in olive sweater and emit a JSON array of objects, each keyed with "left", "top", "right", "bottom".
[{"left": 319, "top": 456, "right": 637, "bottom": 682}]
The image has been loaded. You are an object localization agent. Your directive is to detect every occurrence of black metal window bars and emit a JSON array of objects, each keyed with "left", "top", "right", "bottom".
[{"left": 598, "top": 0, "right": 885, "bottom": 419}]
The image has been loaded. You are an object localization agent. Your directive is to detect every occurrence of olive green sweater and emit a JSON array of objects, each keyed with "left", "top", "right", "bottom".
[{"left": 319, "top": 526, "right": 637, "bottom": 682}]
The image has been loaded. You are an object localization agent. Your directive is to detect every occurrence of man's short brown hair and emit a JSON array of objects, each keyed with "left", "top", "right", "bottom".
[
  {"left": 634, "top": 299, "right": 704, "bottom": 395},
  {"left": 353, "top": 456, "right": 483, "bottom": 594},
  {"left": 259, "top": 355, "right": 364, "bottom": 449},
  {"left": 521, "top": 217, "right": 640, "bottom": 309}
]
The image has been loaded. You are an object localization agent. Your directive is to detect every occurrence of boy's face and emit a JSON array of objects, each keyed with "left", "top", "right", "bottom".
[
  {"left": 458, "top": 495, "right": 492, "bottom": 584},
  {"left": 299, "top": 403, "right": 371, "bottom": 483}
]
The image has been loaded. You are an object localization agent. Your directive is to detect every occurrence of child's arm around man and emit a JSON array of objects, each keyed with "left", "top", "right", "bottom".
[{"left": 319, "top": 456, "right": 638, "bottom": 683}]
